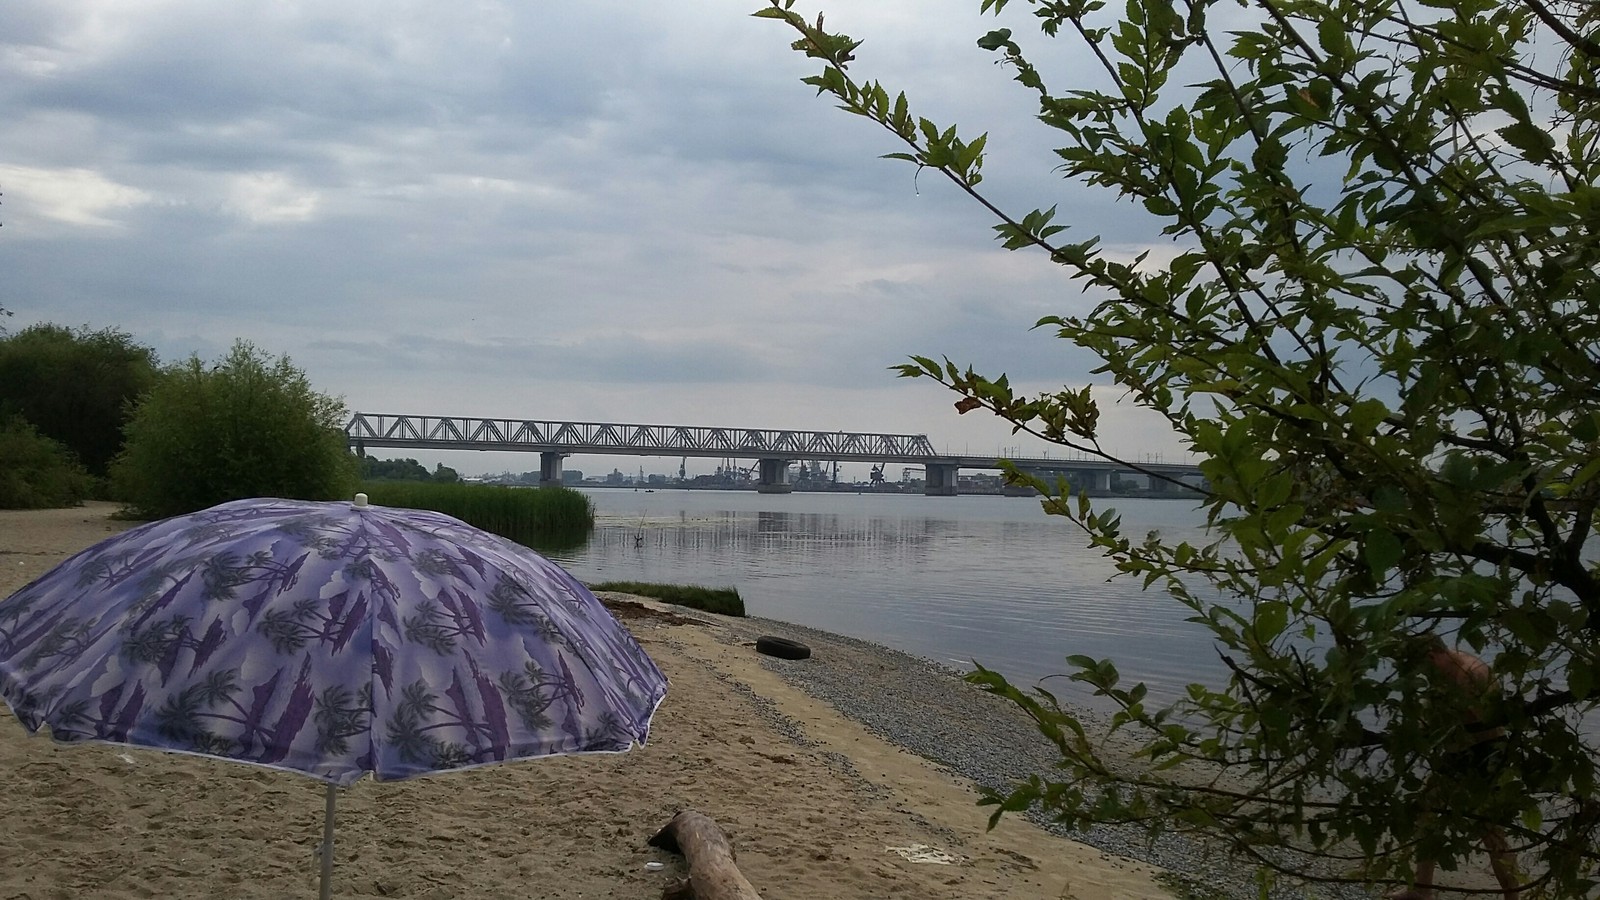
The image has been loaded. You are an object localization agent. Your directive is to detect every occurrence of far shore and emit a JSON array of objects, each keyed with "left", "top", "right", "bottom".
[{"left": 525, "top": 481, "right": 1208, "bottom": 499}]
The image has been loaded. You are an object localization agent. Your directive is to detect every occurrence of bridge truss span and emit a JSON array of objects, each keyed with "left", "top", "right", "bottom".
[{"left": 345, "top": 413, "right": 942, "bottom": 462}]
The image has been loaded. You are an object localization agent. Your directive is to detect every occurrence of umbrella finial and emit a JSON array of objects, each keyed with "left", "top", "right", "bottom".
[{"left": 353, "top": 493, "right": 369, "bottom": 508}]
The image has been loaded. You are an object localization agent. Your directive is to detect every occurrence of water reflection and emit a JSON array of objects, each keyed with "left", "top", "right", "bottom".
[
  {"left": 577, "top": 509, "right": 943, "bottom": 562},
  {"left": 547, "top": 488, "right": 1600, "bottom": 743},
  {"left": 545, "top": 489, "right": 1224, "bottom": 710}
]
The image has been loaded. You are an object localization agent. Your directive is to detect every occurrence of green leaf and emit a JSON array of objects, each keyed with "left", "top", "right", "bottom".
[
  {"left": 977, "top": 28, "right": 1014, "bottom": 51},
  {"left": 1569, "top": 659, "right": 1593, "bottom": 701},
  {"left": 1572, "top": 412, "right": 1600, "bottom": 443},
  {"left": 1316, "top": 16, "right": 1345, "bottom": 55},
  {"left": 1371, "top": 486, "right": 1408, "bottom": 512},
  {"left": 1570, "top": 456, "right": 1600, "bottom": 492},
  {"left": 1348, "top": 399, "right": 1389, "bottom": 437},
  {"left": 1255, "top": 601, "right": 1289, "bottom": 643},
  {"left": 1257, "top": 472, "right": 1293, "bottom": 510},
  {"left": 1363, "top": 529, "right": 1404, "bottom": 576},
  {"left": 1496, "top": 122, "right": 1556, "bottom": 163}
]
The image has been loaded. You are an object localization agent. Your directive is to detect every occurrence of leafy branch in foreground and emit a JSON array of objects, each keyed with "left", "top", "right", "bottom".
[{"left": 761, "top": 0, "right": 1599, "bottom": 895}]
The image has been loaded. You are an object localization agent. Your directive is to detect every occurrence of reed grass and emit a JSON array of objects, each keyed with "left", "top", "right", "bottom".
[
  {"left": 589, "top": 581, "right": 746, "bottom": 617},
  {"left": 360, "top": 482, "right": 593, "bottom": 551}
]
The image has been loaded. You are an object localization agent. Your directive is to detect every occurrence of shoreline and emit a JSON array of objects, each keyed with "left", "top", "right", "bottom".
[
  {"left": 697, "top": 613, "right": 1311, "bottom": 900},
  {"left": 0, "top": 502, "right": 1379, "bottom": 899},
  {"left": 0, "top": 502, "right": 1173, "bottom": 899}
]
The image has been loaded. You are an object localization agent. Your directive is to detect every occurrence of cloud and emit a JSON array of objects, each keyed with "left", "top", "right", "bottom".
[
  {"left": 0, "top": 163, "right": 151, "bottom": 227},
  {"left": 0, "top": 0, "right": 1196, "bottom": 474},
  {"left": 226, "top": 172, "right": 321, "bottom": 223}
]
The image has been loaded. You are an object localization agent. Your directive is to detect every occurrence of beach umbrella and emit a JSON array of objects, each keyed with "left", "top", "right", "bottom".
[{"left": 0, "top": 494, "right": 668, "bottom": 899}]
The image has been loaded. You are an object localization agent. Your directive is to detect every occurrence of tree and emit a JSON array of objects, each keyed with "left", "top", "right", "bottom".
[
  {"left": 761, "top": 0, "right": 1599, "bottom": 896},
  {"left": 358, "top": 457, "right": 462, "bottom": 483},
  {"left": 361, "top": 455, "right": 433, "bottom": 482},
  {"left": 0, "top": 324, "right": 160, "bottom": 478},
  {"left": 112, "top": 341, "right": 358, "bottom": 519},
  {"left": 0, "top": 417, "right": 92, "bottom": 509}
]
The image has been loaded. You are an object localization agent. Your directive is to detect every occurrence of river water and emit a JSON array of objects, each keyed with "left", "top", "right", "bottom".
[{"left": 542, "top": 487, "right": 1224, "bottom": 708}]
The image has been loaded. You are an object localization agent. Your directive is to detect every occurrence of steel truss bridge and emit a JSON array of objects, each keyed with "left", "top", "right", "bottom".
[{"left": 345, "top": 412, "right": 1202, "bottom": 495}]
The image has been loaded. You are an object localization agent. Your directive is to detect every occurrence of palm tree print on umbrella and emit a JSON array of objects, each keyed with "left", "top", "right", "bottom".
[
  {"left": 0, "top": 497, "right": 667, "bottom": 784},
  {"left": 0, "top": 496, "right": 669, "bottom": 900},
  {"left": 154, "top": 667, "right": 287, "bottom": 757}
]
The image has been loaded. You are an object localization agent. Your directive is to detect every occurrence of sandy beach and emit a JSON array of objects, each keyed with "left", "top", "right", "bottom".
[{"left": 0, "top": 503, "right": 1171, "bottom": 900}]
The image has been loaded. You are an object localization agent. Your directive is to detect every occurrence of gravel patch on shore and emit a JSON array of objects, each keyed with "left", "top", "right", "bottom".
[{"left": 716, "top": 614, "right": 1373, "bottom": 900}]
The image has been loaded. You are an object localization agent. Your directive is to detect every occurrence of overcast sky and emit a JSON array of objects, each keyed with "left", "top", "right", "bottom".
[{"left": 1, "top": 0, "right": 1191, "bottom": 479}]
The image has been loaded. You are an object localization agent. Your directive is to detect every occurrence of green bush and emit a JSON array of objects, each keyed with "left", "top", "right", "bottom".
[
  {"left": 588, "top": 581, "right": 745, "bottom": 617},
  {"left": 111, "top": 341, "right": 358, "bottom": 519},
  {"left": 0, "top": 324, "right": 159, "bottom": 478},
  {"left": 360, "top": 456, "right": 461, "bottom": 482},
  {"left": 360, "top": 481, "right": 593, "bottom": 550},
  {"left": 0, "top": 417, "right": 92, "bottom": 509}
]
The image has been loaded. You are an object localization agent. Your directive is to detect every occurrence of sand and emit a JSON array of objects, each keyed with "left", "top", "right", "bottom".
[{"left": 0, "top": 503, "right": 1170, "bottom": 900}]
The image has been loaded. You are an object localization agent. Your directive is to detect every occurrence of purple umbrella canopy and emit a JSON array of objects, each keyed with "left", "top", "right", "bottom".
[{"left": 0, "top": 496, "right": 669, "bottom": 786}]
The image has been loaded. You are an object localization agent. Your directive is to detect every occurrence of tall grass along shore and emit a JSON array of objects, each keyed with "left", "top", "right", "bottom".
[
  {"left": 590, "top": 581, "right": 745, "bottom": 617},
  {"left": 360, "top": 481, "right": 593, "bottom": 550}
]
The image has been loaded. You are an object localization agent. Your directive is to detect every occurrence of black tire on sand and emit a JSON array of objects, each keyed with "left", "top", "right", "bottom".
[{"left": 755, "top": 635, "right": 812, "bottom": 660}]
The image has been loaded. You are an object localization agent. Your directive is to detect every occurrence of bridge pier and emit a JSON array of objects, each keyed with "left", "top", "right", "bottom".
[
  {"left": 539, "top": 451, "right": 567, "bottom": 488},
  {"left": 756, "top": 458, "right": 793, "bottom": 494},
  {"left": 924, "top": 463, "right": 959, "bottom": 496},
  {"left": 1075, "top": 468, "right": 1111, "bottom": 492}
]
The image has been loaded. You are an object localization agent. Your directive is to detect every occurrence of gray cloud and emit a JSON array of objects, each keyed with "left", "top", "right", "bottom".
[{"left": 0, "top": 0, "right": 1192, "bottom": 473}]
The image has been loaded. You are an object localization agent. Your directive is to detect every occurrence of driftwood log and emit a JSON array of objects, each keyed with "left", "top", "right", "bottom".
[{"left": 648, "top": 809, "right": 763, "bottom": 900}]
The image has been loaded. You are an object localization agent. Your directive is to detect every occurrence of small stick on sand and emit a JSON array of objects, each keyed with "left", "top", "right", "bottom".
[{"left": 648, "top": 809, "right": 764, "bottom": 900}]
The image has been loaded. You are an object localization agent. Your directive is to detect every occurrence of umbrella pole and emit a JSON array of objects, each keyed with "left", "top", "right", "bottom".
[{"left": 318, "top": 783, "right": 338, "bottom": 900}]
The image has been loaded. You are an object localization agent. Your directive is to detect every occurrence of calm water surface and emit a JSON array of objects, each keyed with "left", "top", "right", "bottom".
[{"left": 544, "top": 488, "right": 1223, "bottom": 707}]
